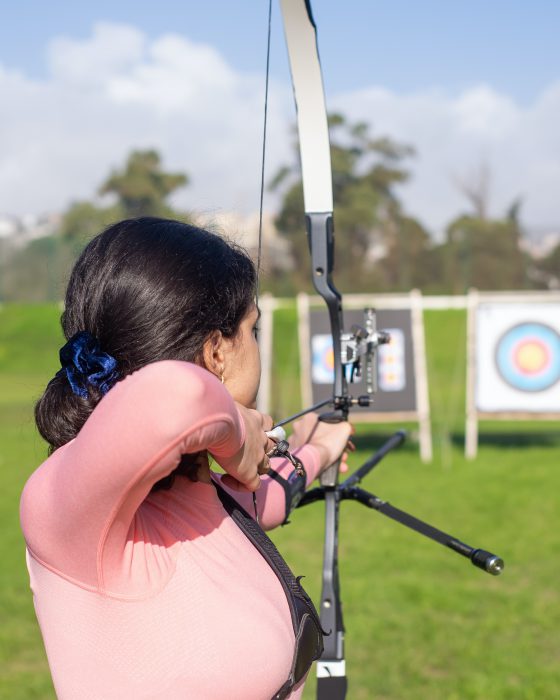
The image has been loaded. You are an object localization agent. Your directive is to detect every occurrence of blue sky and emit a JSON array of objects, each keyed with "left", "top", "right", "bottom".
[
  {"left": 2, "top": 0, "right": 558, "bottom": 101},
  {"left": 0, "top": 0, "right": 559, "bottom": 236}
]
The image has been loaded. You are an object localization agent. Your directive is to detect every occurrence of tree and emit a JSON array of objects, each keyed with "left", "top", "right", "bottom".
[
  {"left": 99, "top": 150, "right": 188, "bottom": 219},
  {"left": 0, "top": 235, "right": 77, "bottom": 302},
  {"left": 269, "top": 114, "right": 428, "bottom": 293},
  {"left": 453, "top": 162, "right": 491, "bottom": 221},
  {"left": 442, "top": 203, "right": 529, "bottom": 292},
  {"left": 376, "top": 215, "right": 439, "bottom": 291},
  {"left": 0, "top": 150, "right": 192, "bottom": 301},
  {"left": 533, "top": 242, "right": 560, "bottom": 289},
  {"left": 60, "top": 150, "right": 191, "bottom": 245},
  {"left": 59, "top": 201, "right": 125, "bottom": 247}
]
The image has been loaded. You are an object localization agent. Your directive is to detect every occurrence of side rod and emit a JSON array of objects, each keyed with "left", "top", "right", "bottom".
[
  {"left": 345, "top": 488, "right": 504, "bottom": 575},
  {"left": 299, "top": 486, "right": 504, "bottom": 576},
  {"left": 340, "top": 430, "right": 406, "bottom": 489}
]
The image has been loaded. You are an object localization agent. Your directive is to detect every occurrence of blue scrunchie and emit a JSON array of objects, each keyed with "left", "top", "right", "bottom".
[{"left": 58, "top": 331, "right": 119, "bottom": 399}]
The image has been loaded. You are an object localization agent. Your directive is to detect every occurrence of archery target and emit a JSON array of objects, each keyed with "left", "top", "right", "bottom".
[
  {"left": 495, "top": 323, "right": 560, "bottom": 392},
  {"left": 311, "top": 334, "right": 335, "bottom": 384},
  {"left": 475, "top": 303, "right": 560, "bottom": 412}
]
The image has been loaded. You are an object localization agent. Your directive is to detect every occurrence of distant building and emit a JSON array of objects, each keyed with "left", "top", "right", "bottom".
[
  {"left": 0, "top": 212, "right": 61, "bottom": 249},
  {"left": 521, "top": 226, "right": 560, "bottom": 259},
  {"left": 0, "top": 215, "right": 20, "bottom": 239},
  {"left": 194, "top": 210, "right": 292, "bottom": 270}
]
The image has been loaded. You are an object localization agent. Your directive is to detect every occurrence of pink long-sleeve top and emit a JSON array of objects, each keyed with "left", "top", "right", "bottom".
[{"left": 20, "top": 361, "right": 322, "bottom": 700}]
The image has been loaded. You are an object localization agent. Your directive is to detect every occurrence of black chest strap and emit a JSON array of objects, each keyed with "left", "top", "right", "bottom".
[{"left": 213, "top": 480, "right": 324, "bottom": 699}]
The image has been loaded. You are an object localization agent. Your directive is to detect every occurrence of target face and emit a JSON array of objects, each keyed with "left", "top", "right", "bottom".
[
  {"left": 495, "top": 322, "right": 560, "bottom": 392},
  {"left": 311, "top": 334, "right": 335, "bottom": 384},
  {"left": 475, "top": 303, "right": 560, "bottom": 412},
  {"left": 378, "top": 328, "right": 406, "bottom": 391}
]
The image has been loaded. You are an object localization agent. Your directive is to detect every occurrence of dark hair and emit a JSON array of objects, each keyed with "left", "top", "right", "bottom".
[{"left": 35, "top": 217, "right": 257, "bottom": 484}]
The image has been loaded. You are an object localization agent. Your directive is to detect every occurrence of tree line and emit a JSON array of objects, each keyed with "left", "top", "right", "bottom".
[{"left": 1, "top": 116, "right": 558, "bottom": 302}]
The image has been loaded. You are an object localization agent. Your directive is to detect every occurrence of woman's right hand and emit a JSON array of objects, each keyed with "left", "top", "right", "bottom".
[{"left": 219, "top": 404, "right": 274, "bottom": 492}]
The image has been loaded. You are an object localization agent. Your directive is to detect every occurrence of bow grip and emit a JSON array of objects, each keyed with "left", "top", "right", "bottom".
[
  {"left": 319, "top": 461, "right": 340, "bottom": 488},
  {"left": 317, "top": 409, "right": 346, "bottom": 487}
]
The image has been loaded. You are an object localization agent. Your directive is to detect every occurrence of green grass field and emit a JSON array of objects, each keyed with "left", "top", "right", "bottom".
[{"left": 1, "top": 304, "right": 558, "bottom": 699}]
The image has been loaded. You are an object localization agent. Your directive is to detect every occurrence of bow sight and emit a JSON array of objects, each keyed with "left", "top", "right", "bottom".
[
  {"left": 317, "top": 310, "right": 392, "bottom": 422},
  {"left": 341, "top": 309, "right": 391, "bottom": 396}
]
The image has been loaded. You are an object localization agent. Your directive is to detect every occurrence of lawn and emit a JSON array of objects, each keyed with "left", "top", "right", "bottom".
[{"left": 1, "top": 303, "right": 558, "bottom": 699}]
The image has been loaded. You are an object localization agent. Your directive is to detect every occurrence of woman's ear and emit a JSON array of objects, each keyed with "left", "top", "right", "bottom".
[{"left": 202, "top": 331, "right": 226, "bottom": 378}]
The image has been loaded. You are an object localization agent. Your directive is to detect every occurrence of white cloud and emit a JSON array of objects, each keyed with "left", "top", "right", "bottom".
[
  {"left": 48, "top": 23, "right": 146, "bottom": 87},
  {"left": 0, "top": 22, "right": 291, "bottom": 222},
  {"left": 0, "top": 21, "right": 559, "bottom": 241}
]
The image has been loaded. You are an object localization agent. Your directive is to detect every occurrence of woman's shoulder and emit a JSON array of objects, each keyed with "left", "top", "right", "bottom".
[
  {"left": 98, "top": 359, "right": 236, "bottom": 444},
  {"left": 125, "top": 360, "right": 217, "bottom": 388},
  {"left": 113, "top": 360, "right": 224, "bottom": 409}
]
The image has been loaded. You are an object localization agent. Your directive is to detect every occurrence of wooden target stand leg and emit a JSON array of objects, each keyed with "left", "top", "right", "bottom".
[
  {"left": 410, "top": 289, "right": 433, "bottom": 462},
  {"left": 465, "top": 288, "right": 479, "bottom": 459}
]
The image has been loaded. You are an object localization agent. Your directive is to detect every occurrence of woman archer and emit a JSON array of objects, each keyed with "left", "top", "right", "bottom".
[{"left": 20, "top": 217, "right": 352, "bottom": 699}]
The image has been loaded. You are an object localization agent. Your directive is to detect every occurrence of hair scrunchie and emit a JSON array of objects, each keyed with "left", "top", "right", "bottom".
[{"left": 57, "top": 331, "right": 119, "bottom": 399}]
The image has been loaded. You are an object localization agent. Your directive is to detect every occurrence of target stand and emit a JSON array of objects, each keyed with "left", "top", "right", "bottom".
[
  {"left": 465, "top": 289, "right": 560, "bottom": 458},
  {"left": 257, "top": 291, "right": 432, "bottom": 462}
]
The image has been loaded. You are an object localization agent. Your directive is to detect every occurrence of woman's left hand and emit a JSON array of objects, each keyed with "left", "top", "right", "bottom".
[{"left": 288, "top": 413, "right": 354, "bottom": 474}]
